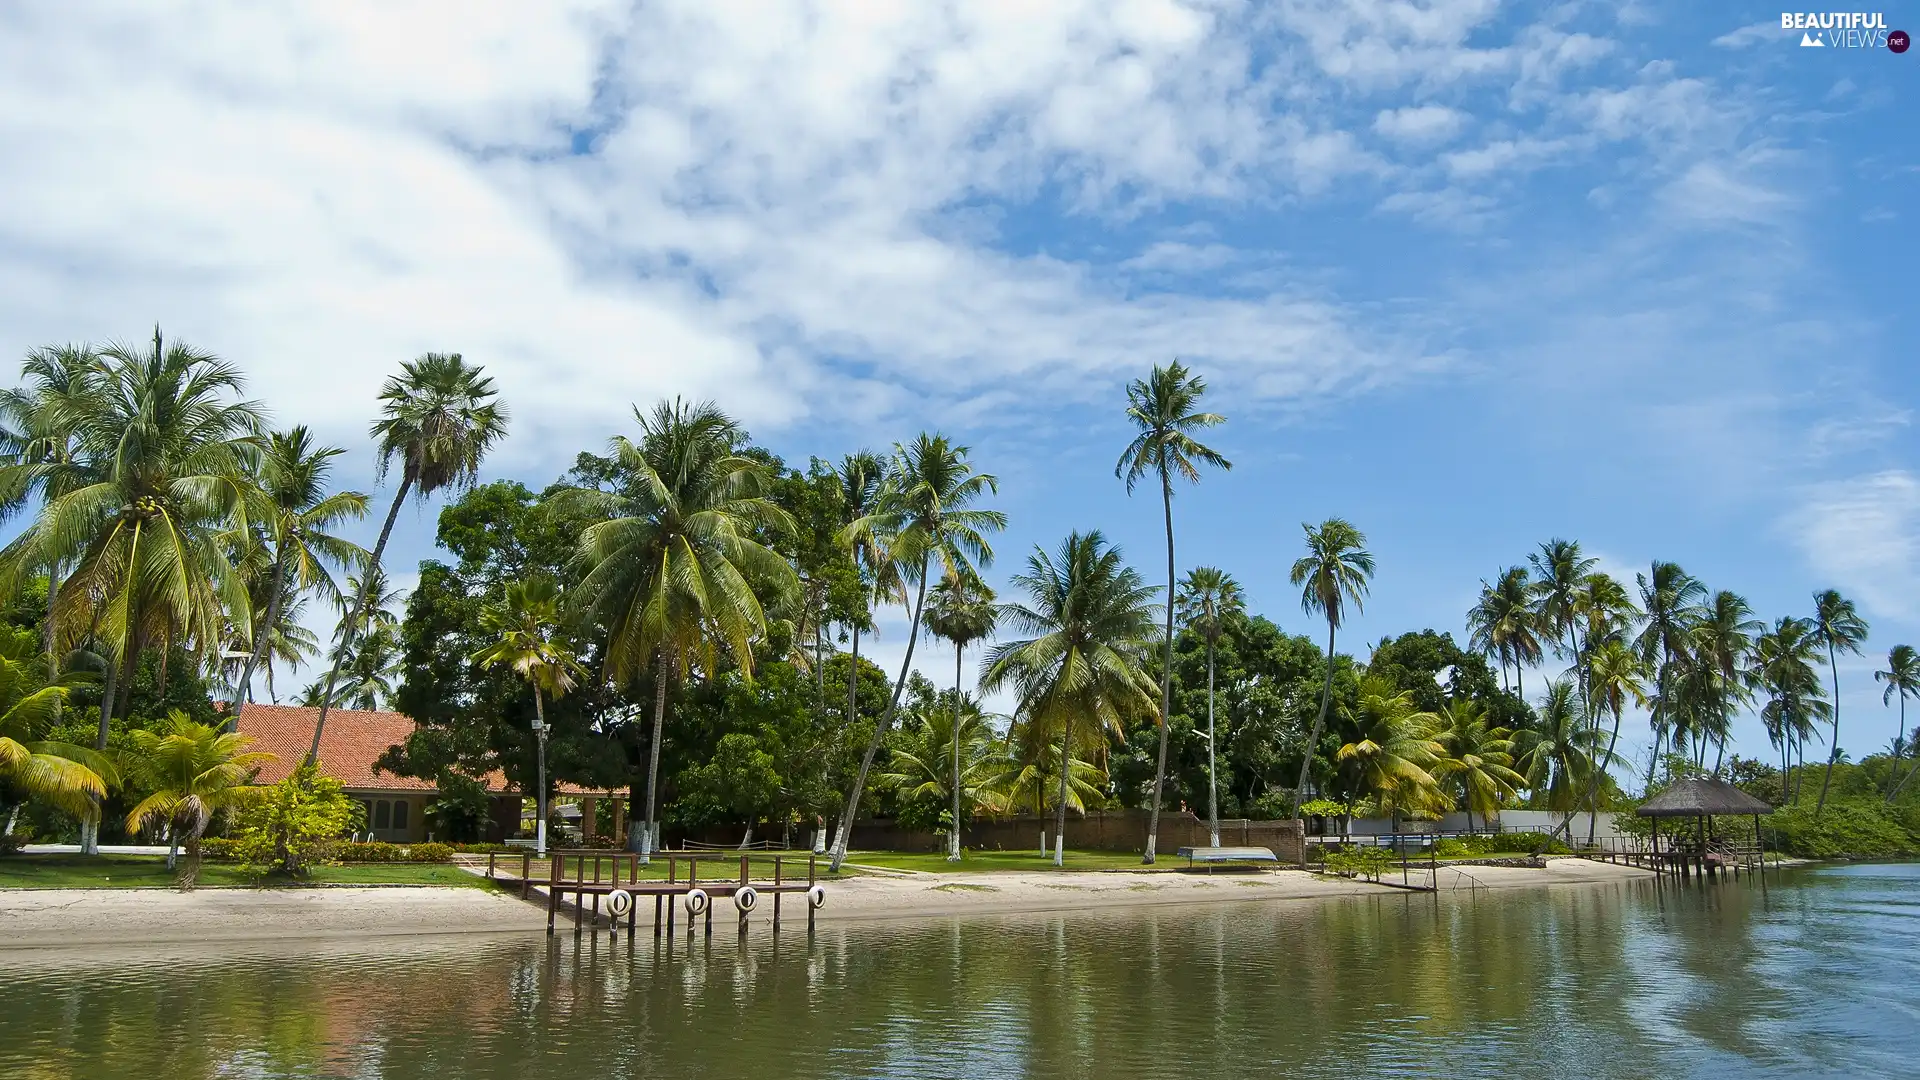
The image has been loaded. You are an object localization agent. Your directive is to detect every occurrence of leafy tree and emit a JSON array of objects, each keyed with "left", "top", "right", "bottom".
[
  {"left": 124, "top": 711, "right": 271, "bottom": 877},
  {"left": 832, "top": 450, "right": 895, "bottom": 732},
  {"left": 1810, "top": 589, "right": 1869, "bottom": 815},
  {"left": 672, "top": 732, "right": 781, "bottom": 840},
  {"left": 1289, "top": 518, "right": 1374, "bottom": 818},
  {"left": 1513, "top": 679, "right": 1607, "bottom": 831},
  {"left": 470, "top": 577, "right": 582, "bottom": 856},
  {"left": 1583, "top": 639, "right": 1647, "bottom": 842},
  {"left": 232, "top": 760, "right": 364, "bottom": 876},
  {"left": 1877, "top": 645, "right": 1920, "bottom": 802},
  {"left": 923, "top": 574, "right": 997, "bottom": 860},
  {"left": 1528, "top": 539, "right": 1596, "bottom": 717},
  {"left": 567, "top": 399, "right": 797, "bottom": 860},
  {"left": 0, "top": 626, "right": 113, "bottom": 830},
  {"left": 309, "top": 353, "right": 508, "bottom": 762},
  {"left": 1116, "top": 360, "right": 1229, "bottom": 863},
  {"left": 1176, "top": 566, "right": 1242, "bottom": 846},
  {"left": 1687, "top": 590, "right": 1760, "bottom": 774},
  {"left": 876, "top": 697, "right": 1000, "bottom": 836},
  {"left": 1634, "top": 561, "right": 1705, "bottom": 780},
  {"left": 1335, "top": 675, "right": 1443, "bottom": 828},
  {"left": 829, "top": 433, "right": 1002, "bottom": 870},
  {"left": 1468, "top": 566, "right": 1541, "bottom": 698},
  {"left": 226, "top": 427, "right": 368, "bottom": 721},
  {"left": 1751, "top": 616, "right": 1829, "bottom": 803},
  {"left": 1428, "top": 699, "right": 1525, "bottom": 833}
]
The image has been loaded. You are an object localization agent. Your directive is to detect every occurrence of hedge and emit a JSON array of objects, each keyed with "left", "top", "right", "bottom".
[{"left": 197, "top": 838, "right": 457, "bottom": 864}]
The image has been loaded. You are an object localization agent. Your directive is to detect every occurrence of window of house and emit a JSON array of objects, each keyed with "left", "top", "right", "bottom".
[
  {"left": 374, "top": 801, "right": 391, "bottom": 830},
  {"left": 392, "top": 800, "right": 409, "bottom": 832}
]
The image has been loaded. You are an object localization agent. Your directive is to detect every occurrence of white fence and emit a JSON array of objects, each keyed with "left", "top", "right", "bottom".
[{"left": 1318, "top": 810, "right": 1627, "bottom": 842}]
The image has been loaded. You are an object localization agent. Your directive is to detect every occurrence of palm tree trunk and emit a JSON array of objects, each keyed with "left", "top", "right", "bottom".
[
  {"left": 1144, "top": 471, "right": 1175, "bottom": 865},
  {"left": 227, "top": 552, "right": 288, "bottom": 730},
  {"left": 1291, "top": 621, "right": 1338, "bottom": 819},
  {"left": 847, "top": 624, "right": 861, "bottom": 721},
  {"left": 307, "top": 474, "right": 412, "bottom": 764},
  {"left": 830, "top": 560, "right": 930, "bottom": 871},
  {"left": 950, "top": 640, "right": 964, "bottom": 862},
  {"left": 1589, "top": 701, "right": 1626, "bottom": 846},
  {"left": 1888, "top": 696, "right": 1919, "bottom": 802},
  {"left": 1206, "top": 639, "right": 1219, "bottom": 848},
  {"left": 1816, "top": 641, "right": 1841, "bottom": 816},
  {"left": 42, "top": 561, "right": 61, "bottom": 667},
  {"left": 166, "top": 828, "right": 179, "bottom": 871},
  {"left": 1054, "top": 712, "right": 1073, "bottom": 868},
  {"left": 533, "top": 687, "right": 549, "bottom": 858},
  {"left": 638, "top": 648, "right": 671, "bottom": 862}
]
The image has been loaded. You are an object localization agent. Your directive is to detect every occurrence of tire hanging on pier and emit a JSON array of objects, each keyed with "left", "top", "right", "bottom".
[
  {"left": 607, "top": 889, "right": 633, "bottom": 918},
  {"left": 733, "top": 885, "right": 758, "bottom": 913},
  {"left": 685, "top": 888, "right": 709, "bottom": 916},
  {"left": 806, "top": 884, "right": 826, "bottom": 909}
]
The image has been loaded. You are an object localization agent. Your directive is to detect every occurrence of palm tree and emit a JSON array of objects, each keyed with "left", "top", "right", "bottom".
[
  {"left": 0, "top": 627, "right": 115, "bottom": 832},
  {"left": 1690, "top": 590, "right": 1761, "bottom": 775},
  {"left": 981, "top": 532, "right": 1159, "bottom": 867},
  {"left": 982, "top": 713, "right": 1110, "bottom": 821},
  {"left": 1176, "top": 566, "right": 1243, "bottom": 847},
  {"left": 1751, "top": 616, "right": 1829, "bottom": 803},
  {"left": 470, "top": 576, "right": 583, "bottom": 857},
  {"left": 1335, "top": 675, "right": 1445, "bottom": 827},
  {"left": 125, "top": 711, "right": 272, "bottom": 876},
  {"left": 1582, "top": 638, "right": 1647, "bottom": 843},
  {"left": 1810, "top": 589, "right": 1870, "bottom": 815},
  {"left": 1877, "top": 645, "right": 1920, "bottom": 801},
  {"left": 331, "top": 625, "right": 403, "bottom": 710},
  {"left": 829, "top": 434, "right": 1003, "bottom": 871},
  {"left": 1634, "top": 562, "right": 1705, "bottom": 782},
  {"left": 875, "top": 698, "right": 1000, "bottom": 832},
  {"left": 1289, "top": 518, "right": 1375, "bottom": 819},
  {"left": 0, "top": 344, "right": 107, "bottom": 663},
  {"left": 924, "top": 574, "right": 998, "bottom": 861},
  {"left": 834, "top": 450, "right": 893, "bottom": 729},
  {"left": 1468, "top": 567, "right": 1539, "bottom": 697},
  {"left": 307, "top": 353, "right": 507, "bottom": 763},
  {"left": 568, "top": 399, "right": 797, "bottom": 860},
  {"left": 1528, "top": 540, "right": 1597, "bottom": 713},
  {"left": 1429, "top": 699, "right": 1526, "bottom": 833},
  {"left": 226, "top": 428, "right": 368, "bottom": 724},
  {"left": 1115, "top": 361, "right": 1230, "bottom": 863},
  {"left": 1513, "top": 679, "right": 1608, "bottom": 835}
]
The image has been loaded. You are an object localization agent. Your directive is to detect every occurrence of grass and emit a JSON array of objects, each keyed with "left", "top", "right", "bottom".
[
  {"left": 838, "top": 849, "right": 1186, "bottom": 874},
  {"left": 0, "top": 854, "right": 495, "bottom": 890}
]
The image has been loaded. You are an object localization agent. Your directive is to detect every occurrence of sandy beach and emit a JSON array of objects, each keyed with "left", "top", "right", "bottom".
[{"left": 0, "top": 858, "right": 1655, "bottom": 948}]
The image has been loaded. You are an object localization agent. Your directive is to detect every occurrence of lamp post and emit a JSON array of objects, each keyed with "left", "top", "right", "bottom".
[{"left": 533, "top": 714, "right": 549, "bottom": 858}]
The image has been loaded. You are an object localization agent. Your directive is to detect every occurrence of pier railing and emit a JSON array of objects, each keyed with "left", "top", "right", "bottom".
[{"left": 477, "top": 849, "right": 825, "bottom": 936}]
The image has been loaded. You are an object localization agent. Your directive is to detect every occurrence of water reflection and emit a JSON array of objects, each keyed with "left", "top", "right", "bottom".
[{"left": 2, "top": 865, "right": 1915, "bottom": 1079}]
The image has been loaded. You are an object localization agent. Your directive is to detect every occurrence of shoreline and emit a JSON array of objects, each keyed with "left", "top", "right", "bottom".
[{"left": 0, "top": 859, "right": 1658, "bottom": 950}]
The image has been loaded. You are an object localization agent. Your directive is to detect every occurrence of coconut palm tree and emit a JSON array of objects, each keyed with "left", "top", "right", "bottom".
[
  {"left": 1289, "top": 518, "right": 1374, "bottom": 819},
  {"left": 1528, "top": 540, "right": 1597, "bottom": 712},
  {"left": 0, "top": 344, "right": 108, "bottom": 663},
  {"left": 1176, "top": 566, "right": 1243, "bottom": 847},
  {"left": 470, "top": 576, "right": 584, "bottom": 857},
  {"left": 875, "top": 697, "right": 1000, "bottom": 831},
  {"left": 1512, "top": 679, "right": 1608, "bottom": 835},
  {"left": 834, "top": 450, "right": 893, "bottom": 729},
  {"left": 1469, "top": 567, "right": 1539, "bottom": 697},
  {"left": 125, "top": 711, "right": 272, "bottom": 877},
  {"left": 829, "top": 434, "right": 1003, "bottom": 871},
  {"left": 1877, "top": 645, "right": 1920, "bottom": 801},
  {"left": 1582, "top": 638, "right": 1647, "bottom": 843},
  {"left": 1751, "top": 616, "right": 1829, "bottom": 803},
  {"left": 1809, "top": 589, "right": 1870, "bottom": 816},
  {"left": 0, "top": 627, "right": 115, "bottom": 831},
  {"left": 331, "top": 624, "right": 403, "bottom": 710},
  {"left": 1429, "top": 699, "right": 1527, "bottom": 833},
  {"left": 568, "top": 399, "right": 797, "bottom": 861},
  {"left": 924, "top": 574, "right": 998, "bottom": 861},
  {"left": 1115, "top": 361, "right": 1230, "bottom": 863},
  {"left": 982, "top": 713, "right": 1109, "bottom": 821},
  {"left": 1689, "top": 590, "right": 1761, "bottom": 775},
  {"left": 307, "top": 353, "right": 507, "bottom": 763},
  {"left": 1335, "top": 675, "right": 1445, "bottom": 827},
  {"left": 226, "top": 428, "right": 368, "bottom": 724},
  {"left": 1634, "top": 562, "right": 1705, "bottom": 781},
  {"left": 982, "top": 532, "right": 1159, "bottom": 867}
]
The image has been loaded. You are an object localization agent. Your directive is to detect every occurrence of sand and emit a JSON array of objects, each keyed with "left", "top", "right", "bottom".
[{"left": 0, "top": 858, "right": 1656, "bottom": 948}]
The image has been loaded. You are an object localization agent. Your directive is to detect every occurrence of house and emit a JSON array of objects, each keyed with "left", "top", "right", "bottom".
[{"left": 234, "top": 703, "right": 627, "bottom": 844}]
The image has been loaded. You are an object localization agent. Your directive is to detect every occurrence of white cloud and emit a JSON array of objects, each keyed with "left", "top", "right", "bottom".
[
  {"left": 1373, "top": 104, "right": 1467, "bottom": 144},
  {"left": 1788, "top": 471, "right": 1920, "bottom": 621},
  {"left": 1712, "top": 22, "right": 1779, "bottom": 50}
]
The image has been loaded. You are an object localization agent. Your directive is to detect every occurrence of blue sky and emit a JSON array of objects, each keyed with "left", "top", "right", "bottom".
[{"left": 0, "top": 2, "right": 1914, "bottom": 780}]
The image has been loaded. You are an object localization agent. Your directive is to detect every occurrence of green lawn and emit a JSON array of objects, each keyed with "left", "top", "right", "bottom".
[
  {"left": 0, "top": 855, "right": 495, "bottom": 890},
  {"left": 837, "top": 849, "right": 1189, "bottom": 874}
]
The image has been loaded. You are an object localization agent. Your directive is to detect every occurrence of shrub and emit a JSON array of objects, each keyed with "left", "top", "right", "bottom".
[
  {"left": 231, "top": 762, "right": 365, "bottom": 877},
  {"left": 1768, "top": 800, "right": 1918, "bottom": 858}
]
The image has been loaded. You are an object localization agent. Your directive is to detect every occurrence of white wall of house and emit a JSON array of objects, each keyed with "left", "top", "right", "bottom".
[{"left": 1323, "top": 810, "right": 1627, "bottom": 841}]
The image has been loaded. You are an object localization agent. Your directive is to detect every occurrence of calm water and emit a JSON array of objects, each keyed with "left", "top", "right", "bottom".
[{"left": 3, "top": 864, "right": 1917, "bottom": 1078}]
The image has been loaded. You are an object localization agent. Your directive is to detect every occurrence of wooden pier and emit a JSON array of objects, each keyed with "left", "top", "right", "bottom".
[{"left": 480, "top": 849, "right": 825, "bottom": 936}]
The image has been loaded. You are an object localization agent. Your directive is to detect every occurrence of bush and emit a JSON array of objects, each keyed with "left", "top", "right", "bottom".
[
  {"left": 1768, "top": 800, "right": 1917, "bottom": 858},
  {"left": 231, "top": 762, "right": 365, "bottom": 877}
]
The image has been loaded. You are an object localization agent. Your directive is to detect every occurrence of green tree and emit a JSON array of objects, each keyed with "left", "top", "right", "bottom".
[
  {"left": 1750, "top": 616, "right": 1828, "bottom": 803},
  {"left": 227, "top": 427, "right": 368, "bottom": 721},
  {"left": 1116, "top": 360, "right": 1230, "bottom": 863},
  {"left": 232, "top": 760, "right": 364, "bottom": 876},
  {"left": 833, "top": 450, "right": 895, "bottom": 732},
  {"left": 924, "top": 574, "right": 997, "bottom": 861},
  {"left": 982, "top": 532, "right": 1158, "bottom": 866},
  {"left": 1688, "top": 590, "right": 1760, "bottom": 774},
  {"left": 308, "top": 353, "right": 507, "bottom": 762},
  {"left": 568, "top": 399, "right": 796, "bottom": 860},
  {"left": 1468, "top": 566, "right": 1541, "bottom": 698},
  {"left": 1513, "top": 679, "right": 1605, "bottom": 831},
  {"left": 470, "top": 576, "right": 583, "bottom": 856},
  {"left": 1528, "top": 539, "right": 1597, "bottom": 718},
  {"left": 1289, "top": 518, "right": 1375, "bottom": 819},
  {"left": 829, "top": 434, "right": 1003, "bottom": 870},
  {"left": 1335, "top": 675, "right": 1443, "bottom": 828},
  {"left": 0, "top": 627, "right": 114, "bottom": 831},
  {"left": 1877, "top": 645, "right": 1920, "bottom": 801},
  {"left": 1176, "top": 566, "right": 1243, "bottom": 847},
  {"left": 1809, "top": 589, "right": 1869, "bottom": 816},
  {"left": 673, "top": 732, "right": 782, "bottom": 840},
  {"left": 1582, "top": 638, "right": 1647, "bottom": 842},
  {"left": 1633, "top": 561, "right": 1705, "bottom": 782},
  {"left": 124, "top": 711, "right": 271, "bottom": 877},
  {"left": 1428, "top": 699, "right": 1526, "bottom": 833},
  {"left": 876, "top": 698, "right": 1000, "bottom": 835}
]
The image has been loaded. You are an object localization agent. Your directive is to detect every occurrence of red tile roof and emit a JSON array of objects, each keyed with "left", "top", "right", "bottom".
[{"left": 234, "top": 703, "right": 624, "bottom": 797}]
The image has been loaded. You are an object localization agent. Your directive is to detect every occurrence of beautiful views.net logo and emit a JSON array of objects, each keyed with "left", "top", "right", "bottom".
[{"left": 1781, "top": 11, "right": 1905, "bottom": 48}]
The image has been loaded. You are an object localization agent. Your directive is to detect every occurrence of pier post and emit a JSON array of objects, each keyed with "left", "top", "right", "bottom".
[{"left": 773, "top": 856, "right": 783, "bottom": 931}]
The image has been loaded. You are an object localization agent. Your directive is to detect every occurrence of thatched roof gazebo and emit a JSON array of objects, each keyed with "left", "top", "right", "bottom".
[{"left": 1634, "top": 777, "right": 1774, "bottom": 881}]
